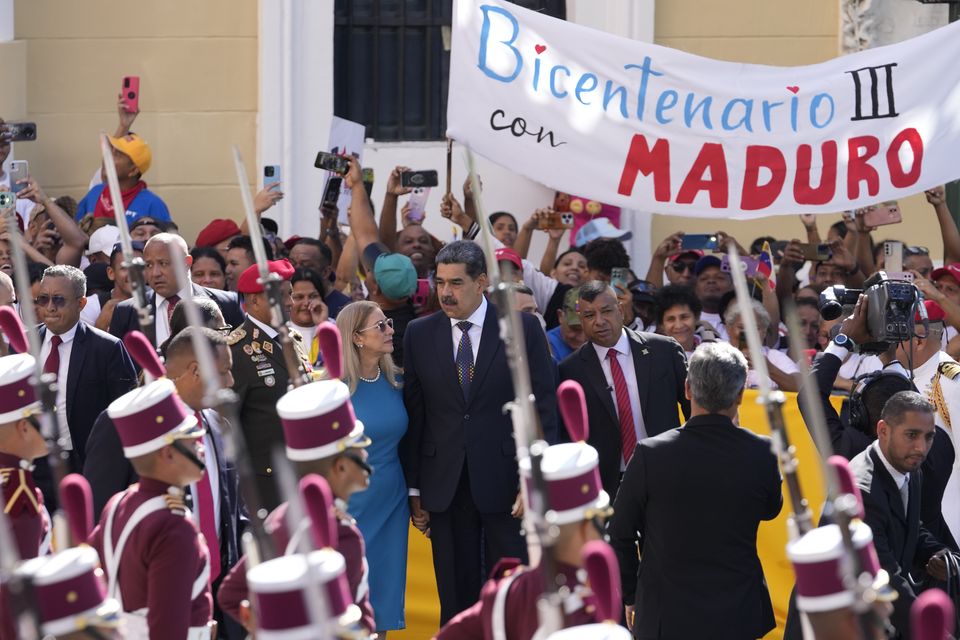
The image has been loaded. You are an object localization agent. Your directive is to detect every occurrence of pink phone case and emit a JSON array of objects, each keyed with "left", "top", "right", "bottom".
[{"left": 121, "top": 76, "right": 140, "bottom": 113}]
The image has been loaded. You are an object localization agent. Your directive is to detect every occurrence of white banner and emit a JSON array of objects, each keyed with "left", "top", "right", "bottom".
[{"left": 447, "top": 0, "right": 960, "bottom": 218}]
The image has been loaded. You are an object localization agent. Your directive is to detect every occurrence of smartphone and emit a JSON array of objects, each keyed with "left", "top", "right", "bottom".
[
  {"left": 400, "top": 170, "right": 439, "bottom": 188},
  {"left": 610, "top": 267, "right": 630, "bottom": 291},
  {"left": 798, "top": 243, "right": 831, "bottom": 261},
  {"left": 1, "top": 122, "right": 37, "bottom": 142},
  {"left": 862, "top": 201, "right": 901, "bottom": 228},
  {"left": 315, "top": 151, "right": 350, "bottom": 175},
  {"left": 9, "top": 161, "right": 28, "bottom": 194},
  {"left": 537, "top": 210, "right": 574, "bottom": 230},
  {"left": 0, "top": 192, "right": 14, "bottom": 209},
  {"left": 884, "top": 241, "right": 903, "bottom": 272},
  {"left": 721, "top": 254, "right": 760, "bottom": 277},
  {"left": 264, "top": 165, "right": 281, "bottom": 191},
  {"left": 362, "top": 168, "right": 374, "bottom": 198},
  {"left": 322, "top": 177, "right": 342, "bottom": 208},
  {"left": 681, "top": 233, "right": 719, "bottom": 251},
  {"left": 406, "top": 188, "right": 431, "bottom": 224},
  {"left": 553, "top": 191, "right": 571, "bottom": 213},
  {"left": 413, "top": 278, "right": 430, "bottom": 307},
  {"left": 770, "top": 240, "right": 788, "bottom": 258},
  {"left": 121, "top": 76, "right": 140, "bottom": 113}
]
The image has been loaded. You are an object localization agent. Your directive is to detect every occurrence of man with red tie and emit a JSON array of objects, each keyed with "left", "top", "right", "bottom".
[
  {"left": 34, "top": 265, "right": 137, "bottom": 508},
  {"left": 558, "top": 281, "right": 689, "bottom": 498}
]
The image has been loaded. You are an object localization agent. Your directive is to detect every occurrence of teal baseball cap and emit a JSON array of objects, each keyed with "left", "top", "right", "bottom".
[{"left": 374, "top": 253, "right": 418, "bottom": 300}]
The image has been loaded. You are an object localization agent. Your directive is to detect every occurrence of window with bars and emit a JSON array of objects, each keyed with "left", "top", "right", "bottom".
[{"left": 333, "top": 0, "right": 566, "bottom": 141}]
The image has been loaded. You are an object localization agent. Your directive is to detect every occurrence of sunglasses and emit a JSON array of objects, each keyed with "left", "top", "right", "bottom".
[
  {"left": 670, "top": 261, "right": 697, "bottom": 273},
  {"left": 342, "top": 450, "right": 373, "bottom": 475},
  {"left": 904, "top": 245, "right": 930, "bottom": 256},
  {"left": 34, "top": 294, "right": 73, "bottom": 309},
  {"left": 357, "top": 317, "right": 394, "bottom": 334}
]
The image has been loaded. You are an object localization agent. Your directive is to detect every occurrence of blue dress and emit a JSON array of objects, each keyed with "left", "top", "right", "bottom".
[{"left": 348, "top": 374, "right": 410, "bottom": 631}]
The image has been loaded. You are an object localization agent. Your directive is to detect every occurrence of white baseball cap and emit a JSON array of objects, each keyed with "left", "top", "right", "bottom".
[{"left": 85, "top": 225, "right": 121, "bottom": 257}]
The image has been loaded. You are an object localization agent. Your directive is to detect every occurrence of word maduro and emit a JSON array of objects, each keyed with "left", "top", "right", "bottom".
[{"left": 617, "top": 128, "right": 922, "bottom": 211}]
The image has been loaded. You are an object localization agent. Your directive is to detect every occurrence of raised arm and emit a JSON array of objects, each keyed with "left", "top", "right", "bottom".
[
  {"left": 379, "top": 165, "right": 412, "bottom": 252},
  {"left": 926, "top": 186, "right": 960, "bottom": 264}
]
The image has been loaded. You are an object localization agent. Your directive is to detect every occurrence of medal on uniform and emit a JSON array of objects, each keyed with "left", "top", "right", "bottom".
[
  {"left": 243, "top": 345, "right": 254, "bottom": 356},
  {"left": 258, "top": 368, "right": 276, "bottom": 377},
  {"left": 264, "top": 375, "right": 276, "bottom": 387},
  {"left": 252, "top": 342, "right": 262, "bottom": 354},
  {"left": 263, "top": 341, "right": 274, "bottom": 354}
]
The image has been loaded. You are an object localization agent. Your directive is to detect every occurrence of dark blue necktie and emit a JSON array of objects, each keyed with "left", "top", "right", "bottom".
[{"left": 456, "top": 320, "right": 474, "bottom": 399}]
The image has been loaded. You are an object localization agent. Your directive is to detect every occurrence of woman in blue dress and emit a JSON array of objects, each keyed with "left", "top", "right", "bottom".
[{"left": 337, "top": 301, "right": 409, "bottom": 635}]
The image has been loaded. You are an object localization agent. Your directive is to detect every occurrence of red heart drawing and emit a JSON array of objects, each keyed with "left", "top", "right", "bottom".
[
  {"left": 787, "top": 86, "right": 800, "bottom": 94},
  {"left": 535, "top": 44, "right": 547, "bottom": 55}
]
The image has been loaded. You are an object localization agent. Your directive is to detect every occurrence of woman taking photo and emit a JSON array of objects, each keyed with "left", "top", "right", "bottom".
[
  {"left": 290, "top": 268, "right": 330, "bottom": 367},
  {"left": 336, "top": 301, "right": 409, "bottom": 636}
]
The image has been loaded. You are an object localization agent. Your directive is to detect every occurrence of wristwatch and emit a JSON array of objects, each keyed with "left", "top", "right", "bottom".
[{"left": 832, "top": 333, "right": 854, "bottom": 350}]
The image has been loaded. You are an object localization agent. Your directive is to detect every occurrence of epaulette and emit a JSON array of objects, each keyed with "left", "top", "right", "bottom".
[
  {"left": 290, "top": 329, "right": 304, "bottom": 342},
  {"left": 3, "top": 469, "right": 40, "bottom": 514},
  {"left": 938, "top": 361, "right": 960, "bottom": 380},
  {"left": 164, "top": 493, "right": 187, "bottom": 515},
  {"left": 226, "top": 327, "right": 246, "bottom": 346}
]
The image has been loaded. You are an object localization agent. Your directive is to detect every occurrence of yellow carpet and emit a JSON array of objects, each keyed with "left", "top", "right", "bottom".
[{"left": 394, "top": 390, "right": 838, "bottom": 640}]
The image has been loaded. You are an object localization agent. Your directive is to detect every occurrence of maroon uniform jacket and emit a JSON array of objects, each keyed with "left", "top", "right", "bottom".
[
  {"left": 89, "top": 477, "right": 212, "bottom": 639},
  {"left": 436, "top": 562, "right": 598, "bottom": 640},
  {"left": 0, "top": 451, "right": 46, "bottom": 559},
  {"left": 217, "top": 501, "right": 376, "bottom": 632}
]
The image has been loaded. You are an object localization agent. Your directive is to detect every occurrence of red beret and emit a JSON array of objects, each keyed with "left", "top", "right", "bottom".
[
  {"left": 917, "top": 299, "right": 947, "bottom": 323},
  {"left": 195, "top": 218, "right": 241, "bottom": 248},
  {"left": 236, "top": 259, "right": 295, "bottom": 294}
]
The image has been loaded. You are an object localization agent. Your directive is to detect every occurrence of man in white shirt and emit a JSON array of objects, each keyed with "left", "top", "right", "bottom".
[
  {"left": 33, "top": 264, "right": 137, "bottom": 507},
  {"left": 848, "top": 391, "right": 952, "bottom": 638}
]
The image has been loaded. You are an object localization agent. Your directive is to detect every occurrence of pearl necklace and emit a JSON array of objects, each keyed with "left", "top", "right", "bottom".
[{"left": 359, "top": 366, "right": 381, "bottom": 383}]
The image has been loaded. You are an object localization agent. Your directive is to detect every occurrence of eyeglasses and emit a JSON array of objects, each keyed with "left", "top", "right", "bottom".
[
  {"left": 34, "top": 294, "right": 72, "bottom": 309},
  {"left": 670, "top": 261, "right": 697, "bottom": 273},
  {"left": 357, "top": 317, "right": 394, "bottom": 333},
  {"left": 904, "top": 245, "right": 930, "bottom": 256}
]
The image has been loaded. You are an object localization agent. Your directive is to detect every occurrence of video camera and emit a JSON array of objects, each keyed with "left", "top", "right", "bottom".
[{"left": 818, "top": 271, "right": 921, "bottom": 353}]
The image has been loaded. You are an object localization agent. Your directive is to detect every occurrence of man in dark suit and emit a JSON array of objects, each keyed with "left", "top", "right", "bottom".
[
  {"left": 227, "top": 259, "right": 313, "bottom": 511},
  {"left": 83, "top": 327, "right": 247, "bottom": 638},
  {"left": 401, "top": 240, "right": 558, "bottom": 624},
  {"left": 849, "top": 391, "right": 952, "bottom": 639},
  {"left": 559, "top": 280, "right": 689, "bottom": 498},
  {"left": 33, "top": 265, "right": 137, "bottom": 508},
  {"left": 609, "top": 341, "right": 782, "bottom": 640},
  {"left": 108, "top": 232, "right": 243, "bottom": 346}
]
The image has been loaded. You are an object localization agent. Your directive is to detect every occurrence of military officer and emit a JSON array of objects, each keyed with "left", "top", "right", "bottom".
[
  {"left": 227, "top": 259, "right": 313, "bottom": 510},
  {"left": 0, "top": 353, "right": 50, "bottom": 560},
  {"left": 217, "top": 376, "right": 376, "bottom": 634},
  {"left": 435, "top": 391, "right": 614, "bottom": 640},
  {"left": 88, "top": 378, "right": 214, "bottom": 640}
]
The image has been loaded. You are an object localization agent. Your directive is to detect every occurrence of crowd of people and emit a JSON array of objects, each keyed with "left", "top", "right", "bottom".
[{"left": 0, "top": 92, "right": 959, "bottom": 640}]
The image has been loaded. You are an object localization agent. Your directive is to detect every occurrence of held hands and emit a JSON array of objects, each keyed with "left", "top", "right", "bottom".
[{"left": 410, "top": 496, "right": 430, "bottom": 538}]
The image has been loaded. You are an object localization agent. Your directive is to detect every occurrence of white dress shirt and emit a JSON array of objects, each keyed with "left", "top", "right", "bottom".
[
  {"left": 248, "top": 314, "right": 280, "bottom": 341},
  {"left": 450, "top": 296, "right": 487, "bottom": 364},
  {"left": 592, "top": 329, "right": 647, "bottom": 469},
  {"left": 873, "top": 441, "right": 909, "bottom": 510},
  {"left": 155, "top": 285, "right": 193, "bottom": 346},
  {"left": 39, "top": 321, "right": 80, "bottom": 450},
  {"left": 189, "top": 410, "right": 221, "bottom": 534}
]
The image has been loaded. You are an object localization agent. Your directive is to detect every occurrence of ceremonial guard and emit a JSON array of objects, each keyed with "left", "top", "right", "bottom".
[
  {"left": 88, "top": 378, "right": 214, "bottom": 640},
  {"left": 0, "top": 353, "right": 50, "bottom": 560},
  {"left": 435, "top": 397, "right": 614, "bottom": 640},
  {"left": 227, "top": 259, "right": 313, "bottom": 510},
  {"left": 14, "top": 546, "right": 122, "bottom": 639},
  {"left": 217, "top": 376, "right": 376, "bottom": 634}
]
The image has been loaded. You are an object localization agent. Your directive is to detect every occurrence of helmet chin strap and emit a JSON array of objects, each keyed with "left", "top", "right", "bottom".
[{"left": 172, "top": 440, "right": 206, "bottom": 473}]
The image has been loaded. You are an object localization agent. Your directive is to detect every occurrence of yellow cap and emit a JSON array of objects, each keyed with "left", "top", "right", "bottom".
[{"left": 107, "top": 133, "right": 152, "bottom": 175}]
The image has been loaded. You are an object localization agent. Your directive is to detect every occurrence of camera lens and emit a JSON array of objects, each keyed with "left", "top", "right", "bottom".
[{"left": 265, "top": 167, "right": 275, "bottom": 177}]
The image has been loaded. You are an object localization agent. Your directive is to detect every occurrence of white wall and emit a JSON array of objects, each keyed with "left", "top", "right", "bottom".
[{"left": 259, "top": 0, "right": 656, "bottom": 274}]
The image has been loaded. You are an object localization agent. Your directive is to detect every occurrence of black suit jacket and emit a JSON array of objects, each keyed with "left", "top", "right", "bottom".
[
  {"left": 851, "top": 445, "right": 946, "bottom": 639},
  {"left": 801, "top": 352, "right": 958, "bottom": 551},
  {"left": 558, "top": 329, "right": 689, "bottom": 498},
  {"left": 107, "top": 284, "right": 244, "bottom": 345},
  {"left": 83, "top": 409, "right": 245, "bottom": 570},
  {"left": 401, "top": 302, "right": 558, "bottom": 514},
  {"left": 609, "top": 414, "right": 782, "bottom": 640}
]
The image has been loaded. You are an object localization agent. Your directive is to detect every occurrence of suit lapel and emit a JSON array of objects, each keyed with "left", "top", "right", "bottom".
[
  {"left": 145, "top": 291, "right": 158, "bottom": 346},
  {"left": 628, "top": 330, "right": 651, "bottom": 422},
  {"left": 66, "top": 323, "right": 88, "bottom": 426},
  {"left": 581, "top": 345, "right": 618, "bottom": 426},
  {"left": 872, "top": 449, "right": 907, "bottom": 524},
  {"left": 467, "top": 303, "right": 501, "bottom": 405},
  {"left": 433, "top": 314, "right": 462, "bottom": 402}
]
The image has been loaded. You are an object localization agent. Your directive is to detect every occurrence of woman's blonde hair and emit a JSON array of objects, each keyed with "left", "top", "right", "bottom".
[{"left": 336, "top": 300, "right": 401, "bottom": 394}]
